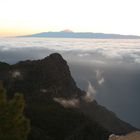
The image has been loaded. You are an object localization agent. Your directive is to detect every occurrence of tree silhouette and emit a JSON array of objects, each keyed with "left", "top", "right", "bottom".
[{"left": 0, "top": 86, "right": 30, "bottom": 140}]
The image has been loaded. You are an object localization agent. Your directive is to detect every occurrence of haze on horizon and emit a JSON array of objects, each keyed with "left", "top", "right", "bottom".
[{"left": 0, "top": 0, "right": 140, "bottom": 37}]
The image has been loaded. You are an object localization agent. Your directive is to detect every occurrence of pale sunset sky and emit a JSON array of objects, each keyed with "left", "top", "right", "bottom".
[{"left": 0, "top": 0, "right": 140, "bottom": 36}]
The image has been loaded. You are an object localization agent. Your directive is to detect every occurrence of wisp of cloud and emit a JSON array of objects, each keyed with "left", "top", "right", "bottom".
[
  {"left": 53, "top": 97, "right": 79, "bottom": 108},
  {"left": 83, "top": 81, "right": 96, "bottom": 102},
  {"left": 96, "top": 69, "right": 105, "bottom": 85}
]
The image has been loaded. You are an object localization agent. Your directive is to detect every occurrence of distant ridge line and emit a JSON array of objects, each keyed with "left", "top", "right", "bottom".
[{"left": 19, "top": 31, "right": 140, "bottom": 39}]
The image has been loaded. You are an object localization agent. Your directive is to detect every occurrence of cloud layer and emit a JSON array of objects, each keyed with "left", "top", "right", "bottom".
[{"left": 1, "top": 38, "right": 140, "bottom": 65}]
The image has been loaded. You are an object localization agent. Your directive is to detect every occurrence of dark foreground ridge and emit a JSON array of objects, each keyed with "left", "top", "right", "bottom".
[{"left": 0, "top": 53, "right": 138, "bottom": 140}]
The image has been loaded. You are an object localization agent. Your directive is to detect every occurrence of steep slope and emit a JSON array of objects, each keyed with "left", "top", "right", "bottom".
[
  {"left": 26, "top": 98, "right": 109, "bottom": 140},
  {"left": 79, "top": 100, "right": 136, "bottom": 134},
  {"left": 0, "top": 53, "right": 137, "bottom": 139}
]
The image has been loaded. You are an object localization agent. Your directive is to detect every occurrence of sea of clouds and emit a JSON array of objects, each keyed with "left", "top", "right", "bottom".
[{"left": 1, "top": 37, "right": 140, "bottom": 65}]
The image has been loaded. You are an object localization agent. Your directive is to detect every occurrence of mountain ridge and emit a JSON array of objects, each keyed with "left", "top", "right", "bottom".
[
  {"left": 19, "top": 31, "right": 140, "bottom": 39},
  {"left": 0, "top": 53, "right": 138, "bottom": 140}
]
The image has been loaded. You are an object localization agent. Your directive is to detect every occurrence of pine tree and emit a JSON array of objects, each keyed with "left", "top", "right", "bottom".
[{"left": 0, "top": 86, "right": 30, "bottom": 140}]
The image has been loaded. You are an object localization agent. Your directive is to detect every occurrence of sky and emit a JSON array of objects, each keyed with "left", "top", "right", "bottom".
[{"left": 0, "top": 0, "right": 140, "bottom": 36}]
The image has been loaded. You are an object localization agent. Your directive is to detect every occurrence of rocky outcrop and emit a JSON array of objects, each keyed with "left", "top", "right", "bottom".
[
  {"left": 109, "top": 131, "right": 140, "bottom": 140},
  {"left": 1, "top": 53, "right": 82, "bottom": 99}
]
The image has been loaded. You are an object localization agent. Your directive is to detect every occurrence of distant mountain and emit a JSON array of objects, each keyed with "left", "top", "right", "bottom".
[
  {"left": 20, "top": 30, "right": 140, "bottom": 39},
  {"left": 0, "top": 53, "right": 138, "bottom": 140}
]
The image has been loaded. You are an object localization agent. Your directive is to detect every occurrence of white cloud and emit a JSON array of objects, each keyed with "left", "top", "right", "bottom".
[
  {"left": 96, "top": 69, "right": 105, "bottom": 85},
  {"left": 84, "top": 81, "right": 96, "bottom": 102},
  {"left": 53, "top": 97, "right": 79, "bottom": 108},
  {"left": 12, "top": 70, "right": 21, "bottom": 78}
]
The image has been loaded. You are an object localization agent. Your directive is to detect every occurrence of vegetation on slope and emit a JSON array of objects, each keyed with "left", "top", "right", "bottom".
[{"left": 0, "top": 85, "right": 30, "bottom": 140}]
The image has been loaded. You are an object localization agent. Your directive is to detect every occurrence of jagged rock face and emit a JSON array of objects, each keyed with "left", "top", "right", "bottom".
[
  {"left": 1, "top": 53, "right": 82, "bottom": 99},
  {"left": 0, "top": 53, "right": 138, "bottom": 140}
]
